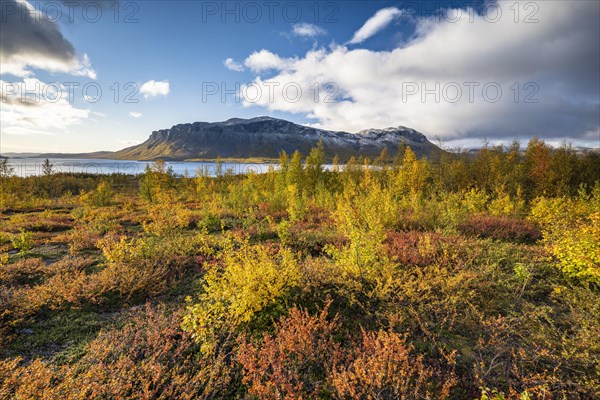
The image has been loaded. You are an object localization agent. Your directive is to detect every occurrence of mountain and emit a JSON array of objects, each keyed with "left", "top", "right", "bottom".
[
  {"left": 112, "top": 116, "right": 439, "bottom": 161},
  {"left": 1, "top": 151, "right": 114, "bottom": 159},
  {"left": 34, "top": 151, "right": 115, "bottom": 159},
  {"left": 0, "top": 152, "right": 42, "bottom": 158}
]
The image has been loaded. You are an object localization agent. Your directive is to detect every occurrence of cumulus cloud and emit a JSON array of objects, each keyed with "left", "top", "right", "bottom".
[
  {"left": 0, "top": 0, "right": 96, "bottom": 78},
  {"left": 239, "top": 1, "right": 600, "bottom": 144},
  {"left": 244, "top": 50, "right": 292, "bottom": 73},
  {"left": 347, "top": 7, "right": 402, "bottom": 45},
  {"left": 224, "top": 58, "right": 244, "bottom": 72},
  {"left": 292, "top": 23, "right": 326, "bottom": 38},
  {"left": 0, "top": 78, "right": 91, "bottom": 135},
  {"left": 140, "top": 80, "right": 170, "bottom": 99},
  {"left": 129, "top": 111, "right": 143, "bottom": 118}
]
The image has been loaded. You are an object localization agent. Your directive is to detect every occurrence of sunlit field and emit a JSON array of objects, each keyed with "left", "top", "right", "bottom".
[{"left": 1, "top": 140, "right": 598, "bottom": 399}]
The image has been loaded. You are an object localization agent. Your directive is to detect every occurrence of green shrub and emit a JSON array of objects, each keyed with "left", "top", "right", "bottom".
[
  {"left": 10, "top": 230, "right": 33, "bottom": 253},
  {"left": 79, "top": 180, "right": 114, "bottom": 207}
]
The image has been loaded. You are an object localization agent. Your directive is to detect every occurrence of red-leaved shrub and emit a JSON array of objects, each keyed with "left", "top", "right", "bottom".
[
  {"left": 237, "top": 305, "right": 342, "bottom": 399},
  {"left": 331, "top": 330, "right": 455, "bottom": 399},
  {"left": 458, "top": 216, "right": 541, "bottom": 244},
  {"left": 0, "top": 304, "right": 235, "bottom": 400}
]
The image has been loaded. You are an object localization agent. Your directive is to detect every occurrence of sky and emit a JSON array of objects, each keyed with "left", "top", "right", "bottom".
[{"left": 1, "top": 0, "right": 599, "bottom": 153}]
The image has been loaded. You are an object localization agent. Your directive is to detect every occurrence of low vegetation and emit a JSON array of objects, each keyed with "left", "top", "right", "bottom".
[{"left": 1, "top": 139, "right": 599, "bottom": 399}]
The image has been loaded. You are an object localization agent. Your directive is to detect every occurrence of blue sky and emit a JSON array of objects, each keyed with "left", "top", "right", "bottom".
[{"left": 1, "top": 0, "right": 599, "bottom": 153}]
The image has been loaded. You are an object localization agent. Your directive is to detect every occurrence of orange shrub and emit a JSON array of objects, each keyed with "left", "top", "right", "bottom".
[
  {"left": 97, "top": 233, "right": 207, "bottom": 301},
  {"left": 1, "top": 256, "right": 98, "bottom": 343},
  {"left": 0, "top": 304, "right": 236, "bottom": 399},
  {"left": 237, "top": 305, "right": 342, "bottom": 399},
  {"left": 458, "top": 216, "right": 541, "bottom": 244},
  {"left": 67, "top": 228, "right": 102, "bottom": 253},
  {"left": 385, "top": 231, "right": 443, "bottom": 266},
  {"left": 385, "top": 231, "right": 479, "bottom": 268},
  {"left": 331, "top": 330, "right": 455, "bottom": 399},
  {"left": 0, "top": 257, "right": 46, "bottom": 286},
  {"left": 6, "top": 211, "right": 72, "bottom": 234}
]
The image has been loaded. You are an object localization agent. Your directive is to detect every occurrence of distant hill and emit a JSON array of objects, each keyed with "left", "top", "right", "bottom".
[
  {"left": 463, "top": 145, "right": 600, "bottom": 156},
  {"left": 111, "top": 116, "right": 439, "bottom": 161},
  {"left": 0, "top": 151, "right": 113, "bottom": 159},
  {"left": 36, "top": 151, "right": 114, "bottom": 159},
  {"left": 0, "top": 153, "right": 42, "bottom": 158}
]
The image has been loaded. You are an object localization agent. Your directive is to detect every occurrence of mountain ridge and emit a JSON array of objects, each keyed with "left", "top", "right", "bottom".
[{"left": 111, "top": 116, "right": 439, "bottom": 161}]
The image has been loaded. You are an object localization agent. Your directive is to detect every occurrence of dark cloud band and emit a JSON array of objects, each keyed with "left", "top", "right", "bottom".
[{"left": 0, "top": 0, "right": 76, "bottom": 62}]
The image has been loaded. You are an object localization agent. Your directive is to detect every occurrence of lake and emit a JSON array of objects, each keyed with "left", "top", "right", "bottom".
[{"left": 4, "top": 158, "right": 280, "bottom": 177}]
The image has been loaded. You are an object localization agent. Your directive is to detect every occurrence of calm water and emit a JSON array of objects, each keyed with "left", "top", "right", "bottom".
[{"left": 5, "top": 158, "right": 279, "bottom": 177}]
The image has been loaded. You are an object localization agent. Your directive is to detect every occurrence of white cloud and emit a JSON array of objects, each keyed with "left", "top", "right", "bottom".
[
  {"left": 239, "top": 1, "right": 600, "bottom": 144},
  {"left": 140, "top": 80, "right": 170, "bottom": 99},
  {"left": 1, "top": 54, "right": 97, "bottom": 79},
  {"left": 1, "top": 78, "right": 91, "bottom": 135},
  {"left": 292, "top": 23, "right": 326, "bottom": 38},
  {"left": 1, "top": 126, "right": 57, "bottom": 136},
  {"left": 224, "top": 58, "right": 244, "bottom": 72},
  {"left": 244, "top": 50, "right": 292, "bottom": 73},
  {"left": 71, "top": 54, "right": 97, "bottom": 80},
  {"left": 129, "top": 112, "right": 143, "bottom": 118},
  {"left": 347, "top": 7, "right": 402, "bottom": 45}
]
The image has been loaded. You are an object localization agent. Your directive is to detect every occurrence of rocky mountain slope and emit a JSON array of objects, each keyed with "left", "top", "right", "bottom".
[{"left": 111, "top": 116, "right": 439, "bottom": 161}]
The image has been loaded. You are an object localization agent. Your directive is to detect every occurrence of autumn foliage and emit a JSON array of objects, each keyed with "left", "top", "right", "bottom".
[{"left": 1, "top": 138, "right": 599, "bottom": 399}]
